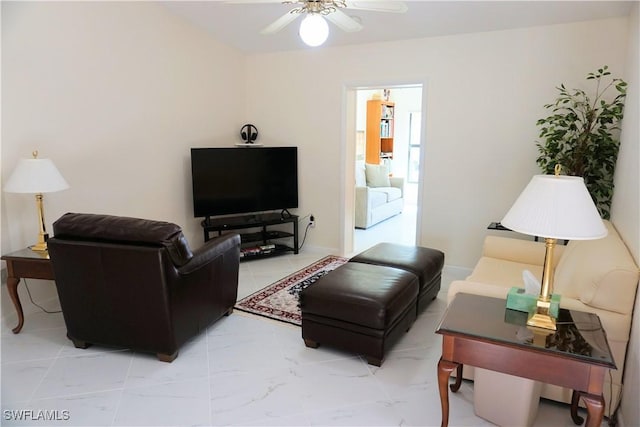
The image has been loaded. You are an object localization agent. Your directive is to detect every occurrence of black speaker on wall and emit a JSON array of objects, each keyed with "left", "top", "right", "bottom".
[{"left": 240, "top": 124, "right": 258, "bottom": 144}]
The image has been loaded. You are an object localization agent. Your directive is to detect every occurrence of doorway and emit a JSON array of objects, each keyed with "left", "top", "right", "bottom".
[{"left": 344, "top": 84, "right": 424, "bottom": 255}]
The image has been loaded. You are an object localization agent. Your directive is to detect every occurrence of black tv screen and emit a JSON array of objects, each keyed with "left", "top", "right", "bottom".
[{"left": 190, "top": 147, "right": 298, "bottom": 218}]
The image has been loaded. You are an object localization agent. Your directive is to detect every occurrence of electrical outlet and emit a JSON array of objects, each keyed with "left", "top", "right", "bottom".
[{"left": 309, "top": 214, "right": 316, "bottom": 228}]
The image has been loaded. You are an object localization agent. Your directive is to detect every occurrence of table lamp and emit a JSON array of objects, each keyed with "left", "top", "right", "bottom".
[
  {"left": 501, "top": 165, "right": 607, "bottom": 330},
  {"left": 3, "top": 151, "right": 69, "bottom": 252}
]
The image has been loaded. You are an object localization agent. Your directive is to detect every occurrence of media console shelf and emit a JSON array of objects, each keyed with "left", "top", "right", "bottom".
[{"left": 201, "top": 212, "right": 299, "bottom": 260}]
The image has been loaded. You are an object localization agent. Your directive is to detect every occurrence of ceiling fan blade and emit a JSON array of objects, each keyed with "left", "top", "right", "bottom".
[
  {"left": 345, "top": 1, "right": 408, "bottom": 13},
  {"left": 325, "top": 9, "right": 363, "bottom": 32},
  {"left": 260, "top": 11, "right": 300, "bottom": 34}
]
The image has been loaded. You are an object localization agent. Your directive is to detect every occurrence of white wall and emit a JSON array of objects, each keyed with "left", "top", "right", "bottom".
[
  {"left": 613, "top": 6, "right": 640, "bottom": 261},
  {"left": 244, "top": 18, "right": 630, "bottom": 268},
  {"left": 1, "top": 1, "right": 246, "bottom": 254},
  {"left": 612, "top": 3, "right": 640, "bottom": 426}
]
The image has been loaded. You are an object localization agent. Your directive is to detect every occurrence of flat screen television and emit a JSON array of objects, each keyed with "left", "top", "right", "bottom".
[{"left": 190, "top": 147, "right": 298, "bottom": 219}]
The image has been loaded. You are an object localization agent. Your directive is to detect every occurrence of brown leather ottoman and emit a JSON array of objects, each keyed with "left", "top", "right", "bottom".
[
  {"left": 300, "top": 262, "right": 418, "bottom": 366},
  {"left": 349, "top": 243, "right": 445, "bottom": 313}
]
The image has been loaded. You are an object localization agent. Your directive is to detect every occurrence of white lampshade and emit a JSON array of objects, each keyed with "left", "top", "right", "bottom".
[
  {"left": 502, "top": 174, "right": 607, "bottom": 241},
  {"left": 4, "top": 156, "right": 69, "bottom": 194},
  {"left": 299, "top": 14, "right": 329, "bottom": 47}
]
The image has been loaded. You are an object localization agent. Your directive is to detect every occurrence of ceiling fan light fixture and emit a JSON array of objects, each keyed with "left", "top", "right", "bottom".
[{"left": 299, "top": 13, "right": 329, "bottom": 47}]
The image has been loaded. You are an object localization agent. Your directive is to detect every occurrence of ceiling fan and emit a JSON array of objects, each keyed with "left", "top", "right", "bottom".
[{"left": 229, "top": 1, "right": 408, "bottom": 47}]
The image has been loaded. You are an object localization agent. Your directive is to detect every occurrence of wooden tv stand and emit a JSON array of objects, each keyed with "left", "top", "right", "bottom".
[{"left": 201, "top": 212, "right": 299, "bottom": 260}]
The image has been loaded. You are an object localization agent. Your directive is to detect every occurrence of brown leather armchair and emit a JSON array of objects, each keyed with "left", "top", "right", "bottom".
[{"left": 48, "top": 212, "right": 240, "bottom": 362}]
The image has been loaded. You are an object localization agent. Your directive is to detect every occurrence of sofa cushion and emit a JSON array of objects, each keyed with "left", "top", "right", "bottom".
[
  {"left": 365, "top": 163, "right": 391, "bottom": 187},
  {"left": 481, "top": 235, "right": 564, "bottom": 266},
  {"left": 554, "top": 221, "right": 639, "bottom": 315},
  {"left": 467, "top": 257, "right": 543, "bottom": 289},
  {"left": 369, "top": 190, "right": 388, "bottom": 208},
  {"left": 370, "top": 187, "right": 402, "bottom": 203}
]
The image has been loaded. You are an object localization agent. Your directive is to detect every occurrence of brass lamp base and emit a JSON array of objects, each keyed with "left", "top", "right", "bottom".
[
  {"left": 29, "top": 242, "right": 48, "bottom": 252},
  {"left": 525, "top": 237, "right": 558, "bottom": 331},
  {"left": 527, "top": 301, "right": 557, "bottom": 331},
  {"left": 30, "top": 193, "right": 49, "bottom": 253},
  {"left": 29, "top": 232, "right": 49, "bottom": 253}
]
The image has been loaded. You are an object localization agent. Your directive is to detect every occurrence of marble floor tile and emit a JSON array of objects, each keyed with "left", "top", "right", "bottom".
[
  {"left": 207, "top": 325, "right": 295, "bottom": 376},
  {"left": 1, "top": 326, "right": 67, "bottom": 364},
  {"left": 209, "top": 366, "right": 305, "bottom": 426},
  {"left": 369, "top": 346, "right": 440, "bottom": 401},
  {"left": 115, "top": 378, "right": 211, "bottom": 426},
  {"left": 124, "top": 337, "right": 209, "bottom": 389},
  {"left": 308, "top": 400, "right": 405, "bottom": 426},
  {"left": 1, "top": 358, "right": 54, "bottom": 404},
  {"left": 292, "top": 357, "right": 391, "bottom": 413},
  {"left": 32, "top": 351, "right": 133, "bottom": 400}
]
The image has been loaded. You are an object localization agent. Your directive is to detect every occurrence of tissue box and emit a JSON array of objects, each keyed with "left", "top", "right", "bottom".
[{"left": 506, "top": 287, "right": 560, "bottom": 318}]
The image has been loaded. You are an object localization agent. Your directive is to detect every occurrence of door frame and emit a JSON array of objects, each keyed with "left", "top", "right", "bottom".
[{"left": 340, "top": 81, "right": 427, "bottom": 256}]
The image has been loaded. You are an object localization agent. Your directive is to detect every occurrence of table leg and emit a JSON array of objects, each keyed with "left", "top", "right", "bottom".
[
  {"left": 438, "top": 357, "right": 460, "bottom": 427},
  {"left": 581, "top": 393, "right": 605, "bottom": 427},
  {"left": 570, "top": 390, "right": 584, "bottom": 425},
  {"left": 451, "top": 364, "right": 463, "bottom": 392},
  {"left": 6, "top": 276, "right": 25, "bottom": 334}
]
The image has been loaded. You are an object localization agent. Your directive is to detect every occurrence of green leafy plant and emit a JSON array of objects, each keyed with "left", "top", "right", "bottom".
[{"left": 536, "top": 66, "right": 627, "bottom": 219}]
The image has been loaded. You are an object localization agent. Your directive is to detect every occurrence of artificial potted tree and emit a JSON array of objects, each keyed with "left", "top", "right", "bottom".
[{"left": 535, "top": 66, "right": 627, "bottom": 219}]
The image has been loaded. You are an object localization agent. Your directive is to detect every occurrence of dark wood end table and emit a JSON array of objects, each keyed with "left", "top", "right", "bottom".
[
  {"left": 1, "top": 248, "right": 55, "bottom": 333},
  {"left": 436, "top": 293, "right": 616, "bottom": 427}
]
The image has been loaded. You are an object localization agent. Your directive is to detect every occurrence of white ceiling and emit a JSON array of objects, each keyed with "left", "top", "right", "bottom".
[{"left": 160, "top": 1, "right": 634, "bottom": 53}]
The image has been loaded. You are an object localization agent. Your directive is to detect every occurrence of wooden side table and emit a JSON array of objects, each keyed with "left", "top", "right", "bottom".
[
  {"left": 1, "top": 248, "right": 55, "bottom": 333},
  {"left": 436, "top": 293, "right": 616, "bottom": 427}
]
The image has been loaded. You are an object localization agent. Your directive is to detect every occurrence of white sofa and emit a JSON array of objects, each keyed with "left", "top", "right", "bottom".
[
  {"left": 355, "top": 162, "right": 404, "bottom": 229},
  {"left": 448, "top": 220, "right": 639, "bottom": 421}
]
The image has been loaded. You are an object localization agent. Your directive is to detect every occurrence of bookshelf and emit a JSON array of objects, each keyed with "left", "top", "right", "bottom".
[{"left": 366, "top": 100, "right": 395, "bottom": 165}]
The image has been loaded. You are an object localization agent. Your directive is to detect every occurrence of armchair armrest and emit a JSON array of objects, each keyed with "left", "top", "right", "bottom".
[
  {"left": 355, "top": 186, "right": 370, "bottom": 207},
  {"left": 178, "top": 233, "right": 240, "bottom": 275},
  {"left": 390, "top": 177, "right": 404, "bottom": 196},
  {"left": 355, "top": 186, "right": 371, "bottom": 229}
]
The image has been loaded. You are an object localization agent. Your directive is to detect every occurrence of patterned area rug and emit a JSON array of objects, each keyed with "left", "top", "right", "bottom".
[{"left": 234, "top": 255, "right": 349, "bottom": 326}]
